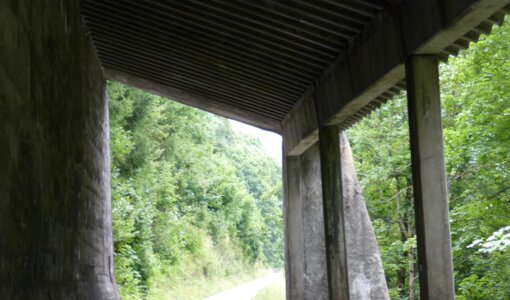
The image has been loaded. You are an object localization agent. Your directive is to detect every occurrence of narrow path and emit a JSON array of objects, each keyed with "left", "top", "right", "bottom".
[{"left": 203, "top": 272, "right": 281, "bottom": 300}]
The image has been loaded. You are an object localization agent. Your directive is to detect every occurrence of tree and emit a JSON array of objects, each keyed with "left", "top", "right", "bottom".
[
  {"left": 108, "top": 82, "right": 284, "bottom": 298},
  {"left": 348, "top": 96, "right": 418, "bottom": 298},
  {"left": 347, "top": 20, "right": 510, "bottom": 299}
]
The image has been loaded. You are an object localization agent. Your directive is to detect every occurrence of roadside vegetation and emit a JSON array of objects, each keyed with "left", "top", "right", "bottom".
[
  {"left": 108, "top": 83, "right": 283, "bottom": 299},
  {"left": 148, "top": 267, "right": 271, "bottom": 300},
  {"left": 348, "top": 21, "right": 510, "bottom": 299}
]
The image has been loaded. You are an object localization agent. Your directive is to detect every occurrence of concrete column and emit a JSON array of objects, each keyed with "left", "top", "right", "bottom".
[
  {"left": 317, "top": 129, "right": 390, "bottom": 300},
  {"left": 406, "top": 55, "right": 455, "bottom": 299},
  {"left": 283, "top": 144, "right": 328, "bottom": 300},
  {"left": 318, "top": 127, "right": 349, "bottom": 300},
  {"left": 284, "top": 155, "right": 305, "bottom": 299},
  {"left": 284, "top": 131, "right": 390, "bottom": 299},
  {"left": 340, "top": 133, "right": 389, "bottom": 300},
  {"left": 0, "top": 0, "right": 119, "bottom": 299}
]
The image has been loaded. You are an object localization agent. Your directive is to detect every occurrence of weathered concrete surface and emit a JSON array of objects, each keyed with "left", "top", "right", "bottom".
[
  {"left": 283, "top": 90, "right": 319, "bottom": 156},
  {"left": 319, "top": 127, "right": 349, "bottom": 300},
  {"left": 406, "top": 56, "right": 454, "bottom": 299},
  {"left": 0, "top": 0, "right": 119, "bottom": 298},
  {"left": 284, "top": 136, "right": 388, "bottom": 299},
  {"left": 285, "top": 156, "right": 305, "bottom": 299},
  {"left": 340, "top": 134, "right": 389, "bottom": 300},
  {"left": 284, "top": 145, "right": 328, "bottom": 300},
  {"left": 282, "top": 0, "right": 509, "bottom": 156},
  {"left": 300, "top": 144, "right": 329, "bottom": 300}
]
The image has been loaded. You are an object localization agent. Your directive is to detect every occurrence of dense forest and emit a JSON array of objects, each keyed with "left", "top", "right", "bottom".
[
  {"left": 109, "top": 21, "right": 508, "bottom": 300},
  {"left": 348, "top": 21, "right": 509, "bottom": 299},
  {"left": 108, "top": 83, "right": 283, "bottom": 299}
]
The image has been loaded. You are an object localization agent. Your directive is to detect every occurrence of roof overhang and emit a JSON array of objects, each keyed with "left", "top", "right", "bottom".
[{"left": 81, "top": 0, "right": 509, "bottom": 142}]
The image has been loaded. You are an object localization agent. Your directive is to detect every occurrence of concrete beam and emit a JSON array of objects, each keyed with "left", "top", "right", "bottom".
[
  {"left": 282, "top": 89, "right": 319, "bottom": 156},
  {"left": 282, "top": 0, "right": 509, "bottom": 155},
  {"left": 406, "top": 55, "right": 454, "bottom": 299},
  {"left": 104, "top": 68, "right": 282, "bottom": 133}
]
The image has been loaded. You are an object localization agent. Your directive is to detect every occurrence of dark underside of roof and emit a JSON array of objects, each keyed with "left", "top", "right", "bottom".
[
  {"left": 81, "top": 1, "right": 509, "bottom": 132},
  {"left": 81, "top": 0, "right": 388, "bottom": 123}
]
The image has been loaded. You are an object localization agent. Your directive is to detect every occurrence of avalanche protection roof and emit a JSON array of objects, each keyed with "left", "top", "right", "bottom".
[{"left": 80, "top": 0, "right": 509, "bottom": 134}]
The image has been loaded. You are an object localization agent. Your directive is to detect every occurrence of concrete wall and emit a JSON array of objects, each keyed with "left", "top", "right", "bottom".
[{"left": 0, "top": 0, "right": 119, "bottom": 298}]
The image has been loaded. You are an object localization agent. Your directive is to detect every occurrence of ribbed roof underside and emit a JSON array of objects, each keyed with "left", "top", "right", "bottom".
[{"left": 81, "top": 0, "right": 387, "bottom": 122}]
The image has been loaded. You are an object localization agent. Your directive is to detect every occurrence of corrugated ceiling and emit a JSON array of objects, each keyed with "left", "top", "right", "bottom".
[
  {"left": 81, "top": 0, "right": 388, "bottom": 122},
  {"left": 81, "top": 1, "right": 509, "bottom": 130}
]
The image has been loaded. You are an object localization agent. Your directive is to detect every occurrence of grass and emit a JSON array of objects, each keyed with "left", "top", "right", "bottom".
[
  {"left": 138, "top": 233, "right": 284, "bottom": 300},
  {"left": 147, "top": 266, "right": 272, "bottom": 300},
  {"left": 253, "top": 273, "right": 286, "bottom": 300},
  {"left": 144, "top": 231, "right": 276, "bottom": 300}
]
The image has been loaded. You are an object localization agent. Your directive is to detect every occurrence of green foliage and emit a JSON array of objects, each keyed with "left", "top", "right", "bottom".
[
  {"left": 442, "top": 21, "right": 510, "bottom": 299},
  {"left": 348, "top": 21, "right": 510, "bottom": 299},
  {"left": 108, "top": 83, "right": 283, "bottom": 299},
  {"left": 349, "top": 96, "right": 418, "bottom": 298}
]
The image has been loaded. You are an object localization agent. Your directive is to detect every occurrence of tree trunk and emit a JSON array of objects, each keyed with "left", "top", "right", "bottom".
[
  {"left": 395, "top": 176, "right": 408, "bottom": 298},
  {"left": 408, "top": 250, "right": 415, "bottom": 299}
]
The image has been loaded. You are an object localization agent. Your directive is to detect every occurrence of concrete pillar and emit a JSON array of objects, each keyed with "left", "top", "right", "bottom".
[
  {"left": 340, "top": 133, "right": 389, "bottom": 300},
  {"left": 318, "top": 127, "right": 349, "bottom": 300},
  {"left": 284, "top": 144, "right": 329, "bottom": 300},
  {"left": 0, "top": 0, "right": 119, "bottom": 299},
  {"left": 318, "top": 128, "right": 390, "bottom": 300},
  {"left": 284, "top": 134, "right": 389, "bottom": 299},
  {"left": 284, "top": 156, "right": 305, "bottom": 299},
  {"left": 406, "top": 55, "right": 455, "bottom": 299}
]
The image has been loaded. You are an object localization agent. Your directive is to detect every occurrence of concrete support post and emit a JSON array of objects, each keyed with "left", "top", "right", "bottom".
[
  {"left": 406, "top": 55, "right": 455, "bottom": 299},
  {"left": 283, "top": 132, "right": 390, "bottom": 299},
  {"left": 318, "top": 127, "right": 349, "bottom": 300},
  {"left": 283, "top": 144, "right": 328, "bottom": 300},
  {"left": 284, "top": 156, "right": 305, "bottom": 299}
]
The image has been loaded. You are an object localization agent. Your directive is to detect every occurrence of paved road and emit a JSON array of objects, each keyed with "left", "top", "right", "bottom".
[{"left": 203, "top": 272, "right": 280, "bottom": 300}]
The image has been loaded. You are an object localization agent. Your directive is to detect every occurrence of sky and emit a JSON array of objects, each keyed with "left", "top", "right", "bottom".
[{"left": 229, "top": 120, "right": 282, "bottom": 166}]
